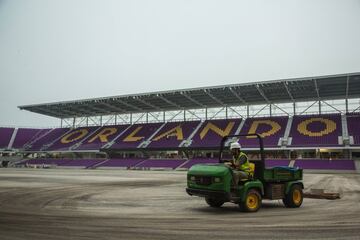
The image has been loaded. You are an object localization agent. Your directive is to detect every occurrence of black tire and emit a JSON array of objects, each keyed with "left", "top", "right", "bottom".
[
  {"left": 205, "top": 197, "right": 224, "bottom": 208},
  {"left": 283, "top": 184, "right": 303, "bottom": 208},
  {"left": 239, "top": 189, "right": 262, "bottom": 212}
]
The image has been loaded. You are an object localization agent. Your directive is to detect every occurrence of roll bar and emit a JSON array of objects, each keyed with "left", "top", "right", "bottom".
[{"left": 218, "top": 134, "right": 265, "bottom": 177}]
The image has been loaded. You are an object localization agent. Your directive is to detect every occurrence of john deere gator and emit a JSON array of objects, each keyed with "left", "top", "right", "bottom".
[{"left": 186, "top": 134, "right": 304, "bottom": 212}]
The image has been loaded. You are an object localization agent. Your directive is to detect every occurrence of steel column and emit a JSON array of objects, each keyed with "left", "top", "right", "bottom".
[{"left": 293, "top": 102, "right": 296, "bottom": 116}]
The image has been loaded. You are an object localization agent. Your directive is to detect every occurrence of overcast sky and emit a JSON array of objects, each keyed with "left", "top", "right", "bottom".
[{"left": 0, "top": 0, "right": 360, "bottom": 127}]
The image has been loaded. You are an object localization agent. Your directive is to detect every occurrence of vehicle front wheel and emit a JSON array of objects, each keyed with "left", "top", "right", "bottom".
[
  {"left": 205, "top": 197, "right": 224, "bottom": 208},
  {"left": 239, "top": 189, "right": 262, "bottom": 212},
  {"left": 283, "top": 184, "right": 303, "bottom": 208}
]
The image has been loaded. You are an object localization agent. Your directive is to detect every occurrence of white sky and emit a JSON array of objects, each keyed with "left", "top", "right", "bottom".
[{"left": 0, "top": 0, "right": 360, "bottom": 127}]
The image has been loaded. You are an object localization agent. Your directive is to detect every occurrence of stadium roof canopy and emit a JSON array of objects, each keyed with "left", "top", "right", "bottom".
[{"left": 19, "top": 72, "right": 360, "bottom": 119}]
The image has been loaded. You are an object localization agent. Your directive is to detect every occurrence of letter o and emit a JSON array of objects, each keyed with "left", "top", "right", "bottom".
[
  {"left": 297, "top": 118, "right": 336, "bottom": 137},
  {"left": 61, "top": 129, "right": 89, "bottom": 144}
]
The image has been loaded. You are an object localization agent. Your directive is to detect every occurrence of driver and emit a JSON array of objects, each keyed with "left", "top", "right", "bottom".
[{"left": 227, "top": 142, "right": 250, "bottom": 186}]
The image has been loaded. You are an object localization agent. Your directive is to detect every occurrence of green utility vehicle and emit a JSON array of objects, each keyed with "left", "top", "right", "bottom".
[{"left": 186, "top": 134, "right": 304, "bottom": 212}]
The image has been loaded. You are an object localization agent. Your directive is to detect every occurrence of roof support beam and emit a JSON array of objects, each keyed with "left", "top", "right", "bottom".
[
  {"left": 101, "top": 102, "right": 128, "bottom": 114},
  {"left": 271, "top": 103, "right": 290, "bottom": 116},
  {"left": 87, "top": 116, "right": 101, "bottom": 126},
  {"left": 180, "top": 92, "right": 206, "bottom": 108},
  {"left": 158, "top": 95, "right": 182, "bottom": 108},
  {"left": 134, "top": 98, "right": 162, "bottom": 111},
  {"left": 166, "top": 110, "right": 183, "bottom": 121},
  {"left": 75, "top": 117, "right": 87, "bottom": 126},
  {"left": 251, "top": 104, "right": 269, "bottom": 118},
  {"left": 229, "top": 87, "right": 247, "bottom": 105},
  {"left": 313, "top": 79, "right": 320, "bottom": 99},
  {"left": 87, "top": 105, "right": 112, "bottom": 115},
  {"left": 185, "top": 109, "right": 202, "bottom": 120},
  {"left": 209, "top": 107, "right": 225, "bottom": 120},
  {"left": 68, "top": 106, "right": 94, "bottom": 116},
  {"left": 61, "top": 118, "right": 74, "bottom": 128},
  {"left": 116, "top": 99, "right": 144, "bottom": 112},
  {"left": 101, "top": 115, "right": 116, "bottom": 126},
  {"left": 346, "top": 76, "right": 350, "bottom": 113},
  {"left": 132, "top": 112, "right": 146, "bottom": 124},
  {"left": 298, "top": 101, "right": 318, "bottom": 115},
  {"left": 203, "top": 89, "right": 225, "bottom": 106},
  {"left": 148, "top": 111, "right": 162, "bottom": 122},
  {"left": 228, "top": 107, "right": 245, "bottom": 119},
  {"left": 35, "top": 108, "right": 65, "bottom": 118},
  {"left": 255, "top": 84, "right": 271, "bottom": 104},
  {"left": 116, "top": 114, "right": 131, "bottom": 124},
  {"left": 62, "top": 105, "right": 93, "bottom": 117},
  {"left": 351, "top": 105, "right": 360, "bottom": 113},
  {"left": 321, "top": 100, "right": 343, "bottom": 114},
  {"left": 45, "top": 107, "right": 81, "bottom": 118},
  {"left": 283, "top": 81, "right": 295, "bottom": 102},
  {"left": 346, "top": 75, "right": 349, "bottom": 99}
]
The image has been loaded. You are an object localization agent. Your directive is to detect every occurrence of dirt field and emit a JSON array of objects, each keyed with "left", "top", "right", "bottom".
[{"left": 0, "top": 168, "right": 359, "bottom": 240}]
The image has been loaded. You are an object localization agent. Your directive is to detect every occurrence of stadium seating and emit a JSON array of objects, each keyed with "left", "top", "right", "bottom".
[
  {"left": 18, "top": 158, "right": 73, "bottom": 166},
  {"left": 347, "top": 113, "right": 360, "bottom": 145},
  {"left": 12, "top": 128, "right": 50, "bottom": 149},
  {"left": 110, "top": 122, "right": 164, "bottom": 149},
  {"left": 18, "top": 158, "right": 107, "bottom": 168},
  {"left": 16, "top": 157, "right": 356, "bottom": 171},
  {"left": 46, "top": 127, "right": 101, "bottom": 151},
  {"left": 294, "top": 159, "right": 355, "bottom": 170},
  {"left": 76, "top": 124, "right": 130, "bottom": 150},
  {"left": 3, "top": 113, "right": 360, "bottom": 151},
  {"left": 27, "top": 128, "right": 71, "bottom": 151},
  {"left": 238, "top": 116, "right": 288, "bottom": 148},
  {"left": 147, "top": 121, "right": 200, "bottom": 149},
  {"left": 135, "top": 159, "right": 187, "bottom": 169},
  {"left": 97, "top": 158, "right": 147, "bottom": 168},
  {"left": 180, "top": 158, "right": 218, "bottom": 169},
  {"left": 190, "top": 118, "right": 242, "bottom": 148},
  {"left": 0, "top": 127, "right": 15, "bottom": 149},
  {"left": 56, "top": 159, "right": 106, "bottom": 168},
  {"left": 289, "top": 114, "right": 342, "bottom": 147}
]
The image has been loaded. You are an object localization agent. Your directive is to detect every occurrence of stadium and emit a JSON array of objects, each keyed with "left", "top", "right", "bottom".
[
  {"left": 1, "top": 1, "right": 360, "bottom": 239},
  {"left": 1, "top": 72, "right": 360, "bottom": 239}
]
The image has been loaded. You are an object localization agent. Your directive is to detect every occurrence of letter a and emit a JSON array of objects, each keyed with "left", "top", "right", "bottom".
[
  {"left": 152, "top": 126, "right": 184, "bottom": 141},
  {"left": 199, "top": 122, "right": 235, "bottom": 140}
]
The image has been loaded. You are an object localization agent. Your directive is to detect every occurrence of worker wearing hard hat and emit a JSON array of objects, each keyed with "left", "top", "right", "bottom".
[{"left": 228, "top": 142, "right": 250, "bottom": 186}]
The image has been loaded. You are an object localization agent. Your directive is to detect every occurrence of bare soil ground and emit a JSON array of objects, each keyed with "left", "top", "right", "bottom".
[{"left": 0, "top": 168, "right": 359, "bottom": 240}]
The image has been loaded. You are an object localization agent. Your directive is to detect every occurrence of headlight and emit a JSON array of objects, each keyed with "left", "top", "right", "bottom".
[
  {"left": 189, "top": 176, "right": 196, "bottom": 181},
  {"left": 213, "top": 177, "right": 222, "bottom": 183}
]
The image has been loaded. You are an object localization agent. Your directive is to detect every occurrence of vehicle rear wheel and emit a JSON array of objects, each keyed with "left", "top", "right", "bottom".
[
  {"left": 205, "top": 197, "right": 224, "bottom": 208},
  {"left": 239, "top": 189, "right": 262, "bottom": 212},
  {"left": 283, "top": 184, "right": 303, "bottom": 208}
]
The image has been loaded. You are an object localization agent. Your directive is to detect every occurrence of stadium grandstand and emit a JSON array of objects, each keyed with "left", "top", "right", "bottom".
[{"left": 1, "top": 72, "right": 360, "bottom": 172}]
